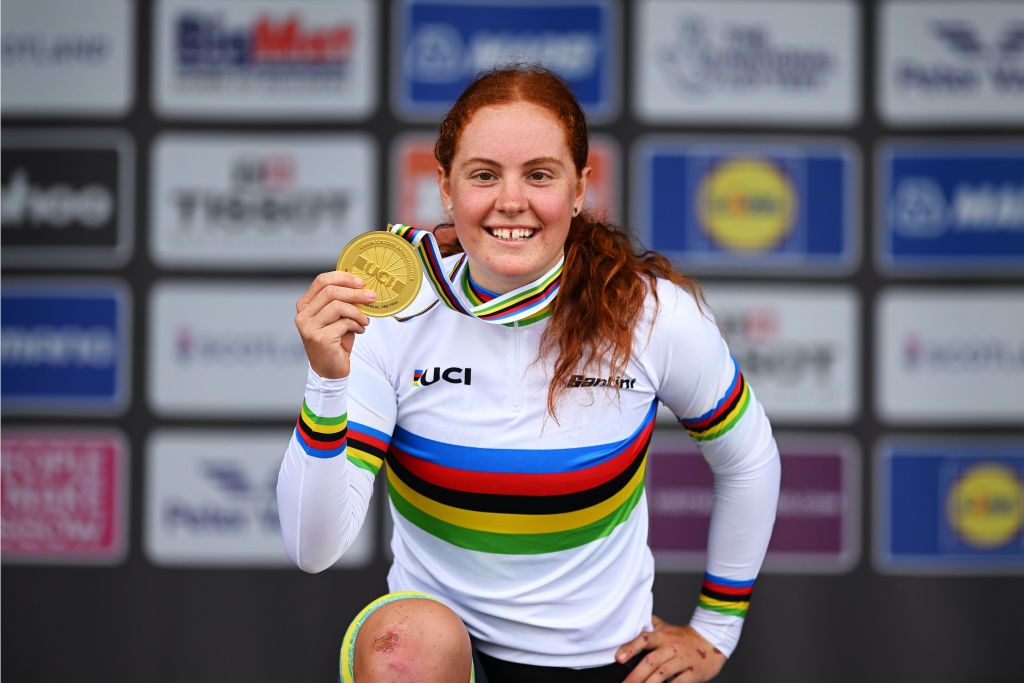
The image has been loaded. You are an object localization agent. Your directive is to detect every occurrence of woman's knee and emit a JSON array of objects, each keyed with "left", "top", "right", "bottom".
[{"left": 352, "top": 596, "right": 471, "bottom": 683}]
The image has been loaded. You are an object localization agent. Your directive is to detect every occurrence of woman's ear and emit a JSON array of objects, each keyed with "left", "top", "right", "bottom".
[{"left": 437, "top": 166, "right": 452, "bottom": 213}]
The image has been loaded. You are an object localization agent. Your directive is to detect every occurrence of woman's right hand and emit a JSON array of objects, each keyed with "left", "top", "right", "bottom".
[{"left": 295, "top": 271, "right": 376, "bottom": 379}]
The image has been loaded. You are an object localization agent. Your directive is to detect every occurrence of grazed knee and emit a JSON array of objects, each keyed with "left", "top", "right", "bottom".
[{"left": 354, "top": 598, "right": 471, "bottom": 683}]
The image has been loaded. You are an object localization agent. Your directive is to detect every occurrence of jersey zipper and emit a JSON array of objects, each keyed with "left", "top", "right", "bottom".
[{"left": 512, "top": 321, "right": 522, "bottom": 409}]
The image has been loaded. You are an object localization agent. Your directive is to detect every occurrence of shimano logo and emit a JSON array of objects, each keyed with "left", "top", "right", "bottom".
[
  {"left": 408, "top": 25, "right": 598, "bottom": 83},
  {"left": 2, "top": 169, "right": 114, "bottom": 229},
  {"left": 412, "top": 367, "right": 472, "bottom": 387},
  {"left": 893, "top": 178, "right": 1024, "bottom": 238},
  {"left": 1, "top": 325, "right": 116, "bottom": 369},
  {"left": 567, "top": 374, "right": 637, "bottom": 389}
]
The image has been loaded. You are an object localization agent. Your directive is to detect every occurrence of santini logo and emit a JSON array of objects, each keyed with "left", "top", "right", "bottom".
[
  {"left": 567, "top": 374, "right": 637, "bottom": 389},
  {"left": 413, "top": 367, "right": 472, "bottom": 387}
]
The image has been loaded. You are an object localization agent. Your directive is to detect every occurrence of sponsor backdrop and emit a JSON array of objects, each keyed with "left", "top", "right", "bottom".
[{"left": 2, "top": 1, "right": 1022, "bottom": 681}]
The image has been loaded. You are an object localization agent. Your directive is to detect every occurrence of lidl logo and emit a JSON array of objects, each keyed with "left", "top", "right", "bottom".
[
  {"left": 876, "top": 441, "right": 1024, "bottom": 574},
  {"left": 635, "top": 137, "right": 857, "bottom": 274},
  {"left": 698, "top": 158, "right": 796, "bottom": 252},
  {"left": 947, "top": 463, "right": 1023, "bottom": 550}
]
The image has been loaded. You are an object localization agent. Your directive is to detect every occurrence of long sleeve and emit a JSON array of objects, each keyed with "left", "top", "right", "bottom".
[
  {"left": 646, "top": 281, "right": 781, "bottom": 656},
  {"left": 277, "top": 354, "right": 397, "bottom": 573}
]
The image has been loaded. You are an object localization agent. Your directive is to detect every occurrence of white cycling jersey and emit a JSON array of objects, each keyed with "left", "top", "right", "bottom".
[{"left": 277, "top": 264, "right": 780, "bottom": 668}]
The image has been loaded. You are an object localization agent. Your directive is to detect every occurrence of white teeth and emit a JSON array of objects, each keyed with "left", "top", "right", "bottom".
[{"left": 490, "top": 228, "right": 534, "bottom": 241}]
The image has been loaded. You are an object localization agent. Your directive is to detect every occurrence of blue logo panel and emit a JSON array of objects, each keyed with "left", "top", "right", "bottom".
[
  {"left": 635, "top": 138, "right": 857, "bottom": 274},
  {"left": 879, "top": 143, "right": 1024, "bottom": 272},
  {"left": 1, "top": 282, "right": 129, "bottom": 413},
  {"left": 394, "top": 0, "right": 616, "bottom": 121},
  {"left": 876, "top": 441, "right": 1024, "bottom": 574}
]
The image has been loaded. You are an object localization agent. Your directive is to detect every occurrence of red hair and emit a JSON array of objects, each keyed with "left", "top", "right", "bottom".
[{"left": 434, "top": 65, "right": 703, "bottom": 416}]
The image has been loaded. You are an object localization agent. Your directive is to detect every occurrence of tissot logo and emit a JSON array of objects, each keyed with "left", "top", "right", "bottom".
[
  {"left": 567, "top": 374, "right": 637, "bottom": 389},
  {"left": 412, "top": 367, "right": 472, "bottom": 387}
]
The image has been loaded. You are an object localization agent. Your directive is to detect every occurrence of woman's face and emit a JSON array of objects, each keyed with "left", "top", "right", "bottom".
[{"left": 439, "top": 101, "right": 589, "bottom": 294}]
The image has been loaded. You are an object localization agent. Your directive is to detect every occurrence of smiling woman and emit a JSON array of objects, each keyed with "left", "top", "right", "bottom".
[{"left": 279, "top": 65, "right": 781, "bottom": 683}]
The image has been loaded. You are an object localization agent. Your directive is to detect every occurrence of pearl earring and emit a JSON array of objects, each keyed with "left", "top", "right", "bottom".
[{"left": 447, "top": 203, "right": 453, "bottom": 211}]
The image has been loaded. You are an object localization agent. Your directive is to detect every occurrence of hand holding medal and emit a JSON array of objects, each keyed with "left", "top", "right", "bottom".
[{"left": 336, "top": 227, "right": 423, "bottom": 317}]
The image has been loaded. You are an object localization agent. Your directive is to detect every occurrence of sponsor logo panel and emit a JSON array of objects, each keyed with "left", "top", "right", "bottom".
[
  {"left": 2, "top": 130, "right": 134, "bottom": 268},
  {"left": 878, "top": 142, "right": 1024, "bottom": 273},
  {"left": 390, "top": 133, "right": 618, "bottom": 228},
  {"left": 1, "top": 281, "right": 131, "bottom": 415},
  {"left": 875, "top": 439, "right": 1024, "bottom": 575},
  {"left": 150, "top": 133, "right": 376, "bottom": 268},
  {"left": 1, "top": 430, "right": 128, "bottom": 565},
  {"left": 1, "top": 0, "right": 133, "bottom": 115},
  {"left": 880, "top": 1, "right": 1024, "bottom": 124},
  {"left": 648, "top": 432, "right": 858, "bottom": 573},
  {"left": 154, "top": 0, "right": 377, "bottom": 118},
  {"left": 876, "top": 289, "right": 1024, "bottom": 424},
  {"left": 705, "top": 285, "right": 859, "bottom": 423},
  {"left": 145, "top": 430, "right": 373, "bottom": 567},
  {"left": 147, "top": 280, "right": 309, "bottom": 417},
  {"left": 633, "top": 137, "right": 858, "bottom": 274},
  {"left": 634, "top": 0, "right": 859, "bottom": 124},
  {"left": 394, "top": 0, "right": 618, "bottom": 122}
]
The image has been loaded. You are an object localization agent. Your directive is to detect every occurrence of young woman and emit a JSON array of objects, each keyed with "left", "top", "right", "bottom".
[{"left": 279, "top": 65, "right": 780, "bottom": 683}]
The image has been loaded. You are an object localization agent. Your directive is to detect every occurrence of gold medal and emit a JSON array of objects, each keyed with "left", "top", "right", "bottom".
[{"left": 336, "top": 230, "right": 422, "bottom": 317}]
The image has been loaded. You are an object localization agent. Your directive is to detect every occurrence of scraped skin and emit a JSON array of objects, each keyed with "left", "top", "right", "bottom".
[{"left": 353, "top": 597, "right": 472, "bottom": 682}]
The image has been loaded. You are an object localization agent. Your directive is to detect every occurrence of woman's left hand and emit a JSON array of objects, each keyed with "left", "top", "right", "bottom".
[{"left": 615, "top": 615, "right": 727, "bottom": 683}]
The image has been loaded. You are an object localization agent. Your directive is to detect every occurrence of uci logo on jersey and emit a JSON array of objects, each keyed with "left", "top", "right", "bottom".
[{"left": 412, "top": 367, "right": 472, "bottom": 387}]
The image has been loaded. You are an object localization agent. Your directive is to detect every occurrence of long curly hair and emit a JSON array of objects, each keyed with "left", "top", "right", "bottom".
[{"left": 433, "top": 65, "right": 703, "bottom": 416}]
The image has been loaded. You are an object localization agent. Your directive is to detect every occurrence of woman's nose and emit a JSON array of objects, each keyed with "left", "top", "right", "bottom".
[{"left": 495, "top": 179, "right": 526, "bottom": 214}]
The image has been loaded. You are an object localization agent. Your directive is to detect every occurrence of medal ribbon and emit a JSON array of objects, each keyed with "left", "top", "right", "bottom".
[{"left": 389, "top": 223, "right": 562, "bottom": 325}]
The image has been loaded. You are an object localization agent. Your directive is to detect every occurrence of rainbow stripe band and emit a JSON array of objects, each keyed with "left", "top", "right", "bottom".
[
  {"left": 679, "top": 357, "right": 751, "bottom": 441},
  {"left": 390, "top": 223, "right": 562, "bottom": 326},
  {"left": 339, "top": 591, "right": 475, "bottom": 683},
  {"left": 385, "top": 402, "right": 658, "bottom": 555},
  {"left": 295, "top": 400, "right": 347, "bottom": 459},
  {"left": 697, "top": 573, "right": 754, "bottom": 618},
  {"left": 347, "top": 422, "right": 389, "bottom": 476}
]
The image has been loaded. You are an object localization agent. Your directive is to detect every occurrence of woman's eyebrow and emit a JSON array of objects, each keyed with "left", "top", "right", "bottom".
[{"left": 461, "top": 156, "right": 566, "bottom": 168}]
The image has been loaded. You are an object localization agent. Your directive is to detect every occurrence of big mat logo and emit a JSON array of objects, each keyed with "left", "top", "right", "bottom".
[
  {"left": 634, "top": 0, "right": 859, "bottom": 124},
  {"left": 648, "top": 433, "right": 859, "bottom": 573},
  {"left": 394, "top": 0, "right": 618, "bottom": 122},
  {"left": 875, "top": 439, "right": 1024, "bottom": 575},
  {"left": 634, "top": 137, "right": 858, "bottom": 274},
  {"left": 877, "top": 289, "right": 1024, "bottom": 424},
  {"left": 880, "top": 1, "right": 1024, "bottom": 124},
  {"left": 877, "top": 142, "right": 1024, "bottom": 274},
  {"left": 706, "top": 285, "right": 859, "bottom": 423},
  {"left": 1, "top": 0, "right": 133, "bottom": 115},
  {"left": 148, "top": 281, "right": 309, "bottom": 417},
  {"left": 146, "top": 430, "right": 373, "bottom": 567},
  {"left": 390, "top": 133, "right": 619, "bottom": 228},
  {"left": 1, "top": 431, "right": 128, "bottom": 565},
  {"left": 1, "top": 281, "right": 130, "bottom": 415},
  {"left": 150, "top": 134, "right": 375, "bottom": 268},
  {"left": 153, "top": 0, "right": 376, "bottom": 118},
  {"left": 2, "top": 130, "right": 133, "bottom": 268}
]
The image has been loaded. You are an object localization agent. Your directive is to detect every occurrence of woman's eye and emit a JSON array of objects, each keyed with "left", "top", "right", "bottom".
[
  {"left": 530, "top": 171, "right": 549, "bottom": 181},
  {"left": 474, "top": 171, "right": 495, "bottom": 181}
]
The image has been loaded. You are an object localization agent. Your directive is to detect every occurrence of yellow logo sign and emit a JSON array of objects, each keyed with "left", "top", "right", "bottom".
[
  {"left": 697, "top": 158, "right": 796, "bottom": 252},
  {"left": 946, "top": 463, "right": 1023, "bottom": 549}
]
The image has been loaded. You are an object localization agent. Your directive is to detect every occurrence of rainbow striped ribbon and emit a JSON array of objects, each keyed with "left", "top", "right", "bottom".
[{"left": 389, "top": 223, "right": 563, "bottom": 325}]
